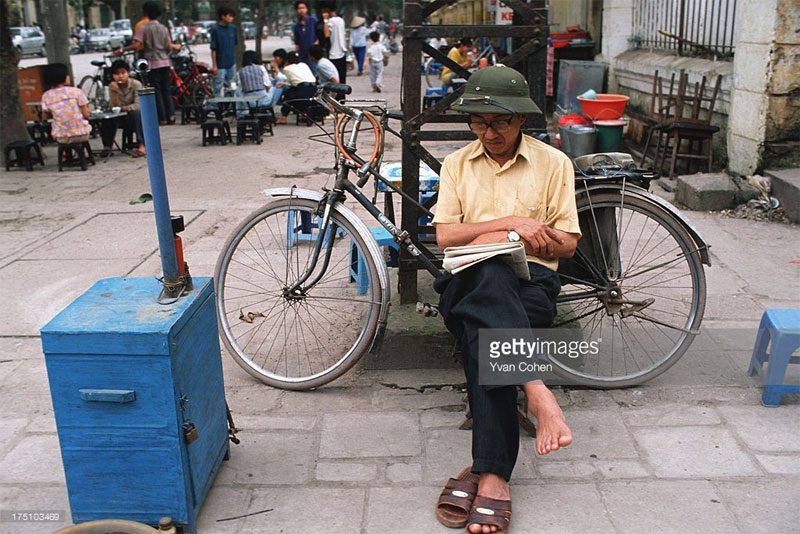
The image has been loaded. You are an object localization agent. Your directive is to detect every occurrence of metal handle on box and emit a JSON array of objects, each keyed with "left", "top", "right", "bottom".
[{"left": 79, "top": 389, "right": 136, "bottom": 403}]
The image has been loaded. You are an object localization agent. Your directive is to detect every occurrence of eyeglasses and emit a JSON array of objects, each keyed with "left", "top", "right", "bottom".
[{"left": 468, "top": 118, "right": 513, "bottom": 134}]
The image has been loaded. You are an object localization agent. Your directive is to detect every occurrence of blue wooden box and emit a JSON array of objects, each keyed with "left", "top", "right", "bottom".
[{"left": 40, "top": 277, "right": 229, "bottom": 533}]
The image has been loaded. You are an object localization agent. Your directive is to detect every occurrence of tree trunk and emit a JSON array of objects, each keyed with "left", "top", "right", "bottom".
[
  {"left": 255, "top": 0, "right": 265, "bottom": 57},
  {"left": 40, "top": 0, "right": 73, "bottom": 80},
  {"left": 0, "top": 0, "right": 31, "bottom": 147}
]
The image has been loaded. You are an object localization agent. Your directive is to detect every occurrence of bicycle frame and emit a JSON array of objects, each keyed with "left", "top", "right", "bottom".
[{"left": 283, "top": 87, "right": 710, "bottom": 307}]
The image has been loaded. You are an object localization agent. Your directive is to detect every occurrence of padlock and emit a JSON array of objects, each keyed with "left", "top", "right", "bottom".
[{"left": 182, "top": 422, "right": 199, "bottom": 444}]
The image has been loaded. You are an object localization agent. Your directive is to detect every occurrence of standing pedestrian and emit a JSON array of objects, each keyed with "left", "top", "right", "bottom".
[
  {"left": 320, "top": 1, "right": 347, "bottom": 85},
  {"left": 292, "top": 1, "right": 317, "bottom": 64},
  {"left": 366, "top": 30, "right": 383, "bottom": 92},
  {"left": 116, "top": 2, "right": 181, "bottom": 125},
  {"left": 210, "top": 6, "right": 238, "bottom": 96},
  {"left": 349, "top": 16, "right": 368, "bottom": 76}
]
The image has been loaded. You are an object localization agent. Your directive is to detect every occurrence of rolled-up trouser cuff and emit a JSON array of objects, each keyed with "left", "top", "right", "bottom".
[{"left": 471, "top": 458, "right": 514, "bottom": 482}]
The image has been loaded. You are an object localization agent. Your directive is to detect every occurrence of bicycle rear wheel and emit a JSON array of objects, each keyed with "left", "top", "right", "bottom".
[
  {"left": 424, "top": 58, "right": 443, "bottom": 88},
  {"left": 79, "top": 76, "right": 106, "bottom": 112},
  {"left": 215, "top": 198, "right": 383, "bottom": 390},
  {"left": 553, "top": 192, "right": 706, "bottom": 387}
]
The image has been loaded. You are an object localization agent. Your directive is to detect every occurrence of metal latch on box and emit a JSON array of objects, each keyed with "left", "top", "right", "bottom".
[{"left": 182, "top": 422, "right": 199, "bottom": 444}]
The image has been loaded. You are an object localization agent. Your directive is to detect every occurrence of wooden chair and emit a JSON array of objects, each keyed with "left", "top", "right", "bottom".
[
  {"left": 656, "top": 74, "right": 722, "bottom": 178},
  {"left": 639, "top": 70, "right": 678, "bottom": 169}
]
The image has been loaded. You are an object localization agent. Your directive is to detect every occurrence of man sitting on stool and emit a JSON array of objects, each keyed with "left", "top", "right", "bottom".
[
  {"left": 433, "top": 65, "right": 580, "bottom": 533},
  {"left": 440, "top": 38, "right": 473, "bottom": 87},
  {"left": 276, "top": 52, "right": 316, "bottom": 125}
]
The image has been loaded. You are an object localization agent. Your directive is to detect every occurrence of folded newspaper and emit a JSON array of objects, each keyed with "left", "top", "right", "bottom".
[{"left": 442, "top": 242, "right": 530, "bottom": 280}]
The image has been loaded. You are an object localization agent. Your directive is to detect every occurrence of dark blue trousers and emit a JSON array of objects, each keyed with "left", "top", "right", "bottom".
[{"left": 436, "top": 259, "right": 560, "bottom": 480}]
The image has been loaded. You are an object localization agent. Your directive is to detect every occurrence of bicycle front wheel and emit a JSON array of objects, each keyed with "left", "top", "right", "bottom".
[
  {"left": 553, "top": 192, "right": 706, "bottom": 387},
  {"left": 215, "top": 198, "right": 383, "bottom": 390}
]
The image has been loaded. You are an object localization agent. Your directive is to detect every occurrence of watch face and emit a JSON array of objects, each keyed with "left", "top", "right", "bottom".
[{"left": 508, "top": 230, "right": 520, "bottom": 242}]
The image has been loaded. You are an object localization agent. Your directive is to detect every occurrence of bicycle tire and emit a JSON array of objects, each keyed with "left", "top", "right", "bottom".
[
  {"left": 215, "top": 198, "right": 383, "bottom": 390},
  {"left": 424, "top": 57, "right": 442, "bottom": 88},
  {"left": 79, "top": 75, "right": 106, "bottom": 112},
  {"left": 188, "top": 77, "right": 213, "bottom": 107},
  {"left": 552, "top": 192, "right": 706, "bottom": 388}
]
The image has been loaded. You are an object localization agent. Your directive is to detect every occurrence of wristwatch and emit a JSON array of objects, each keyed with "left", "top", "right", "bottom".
[{"left": 507, "top": 230, "right": 521, "bottom": 243}]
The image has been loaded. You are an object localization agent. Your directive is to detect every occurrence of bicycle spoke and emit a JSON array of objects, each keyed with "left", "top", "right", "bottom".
[{"left": 553, "top": 193, "right": 704, "bottom": 386}]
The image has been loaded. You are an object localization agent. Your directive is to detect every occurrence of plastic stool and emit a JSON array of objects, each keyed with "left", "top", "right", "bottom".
[
  {"left": 5, "top": 140, "right": 45, "bottom": 171},
  {"left": 418, "top": 191, "right": 436, "bottom": 239},
  {"left": 236, "top": 118, "right": 261, "bottom": 145},
  {"left": 285, "top": 211, "right": 343, "bottom": 248},
  {"left": 423, "top": 86, "right": 445, "bottom": 110},
  {"left": 181, "top": 104, "right": 203, "bottom": 125},
  {"left": 57, "top": 141, "right": 95, "bottom": 171},
  {"left": 349, "top": 227, "right": 399, "bottom": 295},
  {"left": 201, "top": 120, "right": 232, "bottom": 146},
  {"left": 250, "top": 107, "right": 275, "bottom": 137},
  {"left": 748, "top": 309, "right": 800, "bottom": 406}
]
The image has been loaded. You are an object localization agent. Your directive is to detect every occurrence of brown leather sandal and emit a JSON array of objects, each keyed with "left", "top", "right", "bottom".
[
  {"left": 467, "top": 495, "right": 512, "bottom": 532},
  {"left": 436, "top": 467, "right": 480, "bottom": 528}
]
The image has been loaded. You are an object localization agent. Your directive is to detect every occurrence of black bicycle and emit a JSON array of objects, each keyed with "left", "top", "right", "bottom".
[{"left": 214, "top": 84, "right": 709, "bottom": 390}]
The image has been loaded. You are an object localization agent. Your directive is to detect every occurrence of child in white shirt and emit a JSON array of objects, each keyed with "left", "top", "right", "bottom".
[{"left": 366, "top": 31, "right": 384, "bottom": 92}]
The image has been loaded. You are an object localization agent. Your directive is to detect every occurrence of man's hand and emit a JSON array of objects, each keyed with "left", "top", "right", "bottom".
[
  {"left": 211, "top": 65, "right": 218, "bottom": 76},
  {"left": 506, "top": 216, "right": 564, "bottom": 257}
]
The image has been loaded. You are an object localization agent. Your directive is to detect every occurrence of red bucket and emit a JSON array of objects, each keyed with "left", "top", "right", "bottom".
[{"left": 577, "top": 94, "right": 630, "bottom": 120}]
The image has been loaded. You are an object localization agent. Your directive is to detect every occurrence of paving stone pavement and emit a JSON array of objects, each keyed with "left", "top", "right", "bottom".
[{"left": 1, "top": 44, "right": 799, "bottom": 533}]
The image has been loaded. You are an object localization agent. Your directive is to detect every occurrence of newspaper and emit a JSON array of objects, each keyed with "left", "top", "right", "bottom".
[{"left": 442, "top": 242, "right": 530, "bottom": 280}]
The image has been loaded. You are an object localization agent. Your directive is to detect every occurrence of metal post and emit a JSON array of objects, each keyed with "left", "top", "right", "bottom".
[
  {"left": 399, "top": 0, "right": 423, "bottom": 304},
  {"left": 139, "top": 87, "right": 181, "bottom": 297},
  {"left": 677, "top": 0, "right": 686, "bottom": 56}
]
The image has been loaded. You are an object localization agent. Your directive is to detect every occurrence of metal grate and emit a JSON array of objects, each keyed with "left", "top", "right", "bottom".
[{"left": 632, "top": 0, "right": 738, "bottom": 58}]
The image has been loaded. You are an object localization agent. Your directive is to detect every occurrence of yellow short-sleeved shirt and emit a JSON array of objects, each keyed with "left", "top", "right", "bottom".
[
  {"left": 441, "top": 47, "right": 469, "bottom": 85},
  {"left": 432, "top": 135, "right": 582, "bottom": 271}
]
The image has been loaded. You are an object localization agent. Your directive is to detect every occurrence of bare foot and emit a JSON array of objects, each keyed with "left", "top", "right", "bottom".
[
  {"left": 467, "top": 473, "right": 510, "bottom": 534},
  {"left": 525, "top": 382, "right": 572, "bottom": 455}
]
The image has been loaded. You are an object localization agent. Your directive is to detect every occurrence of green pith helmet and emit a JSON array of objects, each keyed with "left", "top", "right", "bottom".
[{"left": 450, "top": 65, "right": 542, "bottom": 115}]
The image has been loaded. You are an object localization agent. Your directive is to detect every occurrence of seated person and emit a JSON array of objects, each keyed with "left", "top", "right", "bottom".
[
  {"left": 440, "top": 38, "right": 473, "bottom": 86},
  {"left": 40, "top": 63, "right": 92, "bottom": 146},
  {"left": 237, "top": 50, "right": 273, "bottom": 116},
  {"left": 101, "top": 60, "right": 146, "bottom": 158},
  {"left": 432, "top": 66, "right": 580, "bottom": 533},
  {"left": 308, "top": 44, "right": 339, "bottom": 86},
  {"left": 276, "top": 51, "right": 316, "bottom": 124},
  {"left": 265, "top": 49, "right": 289, "bottom": 109}
]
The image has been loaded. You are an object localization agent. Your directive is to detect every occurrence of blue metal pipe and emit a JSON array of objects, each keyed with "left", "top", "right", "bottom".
[{"left": 139, "top": 88, "right": 179, "bottom": 283}]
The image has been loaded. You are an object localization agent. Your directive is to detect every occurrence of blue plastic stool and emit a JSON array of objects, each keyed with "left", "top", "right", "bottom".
[
  {"left": 349, "top": 227, "right": 399, "bottom": 295},
  {"left": 748, "top": 309, "right": 800, "bottom": 406},
  {"left": 418, "top": 191, "right": 436, "bottom": 239},
  {"left": 286, "top": 211, "right": 343, "bottom": 248}
]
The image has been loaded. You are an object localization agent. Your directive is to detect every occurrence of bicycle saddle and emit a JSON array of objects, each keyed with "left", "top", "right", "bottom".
[{"left": 91, "top": 60, "right": 105, "bottom": 67}]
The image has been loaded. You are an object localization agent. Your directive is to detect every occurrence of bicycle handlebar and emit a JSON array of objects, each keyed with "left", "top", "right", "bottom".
[{"left": 322, "top": 82, "right": 352, "bottom": 95}]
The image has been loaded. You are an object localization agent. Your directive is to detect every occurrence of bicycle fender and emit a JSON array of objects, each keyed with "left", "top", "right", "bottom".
[
  {"left": 576, "top": 183, "right": 711, "bottom": 266},
  {"left": 264, "top": 187, "right": 391, "bottom": 351}
]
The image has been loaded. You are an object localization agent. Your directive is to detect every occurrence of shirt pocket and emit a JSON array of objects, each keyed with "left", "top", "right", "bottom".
[{"left": 515, "top": 180, "right": 546, "bottom": 220}]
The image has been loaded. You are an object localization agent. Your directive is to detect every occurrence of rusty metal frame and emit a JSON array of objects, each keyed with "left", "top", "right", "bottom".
[{"left": 398, "top": 0, "right": 549, "bottom": 302}]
